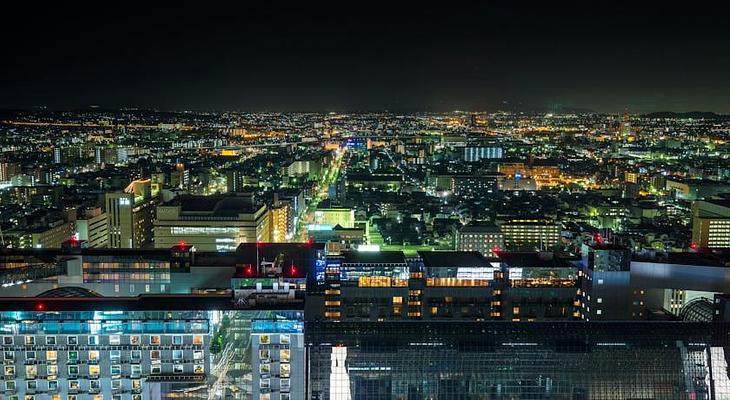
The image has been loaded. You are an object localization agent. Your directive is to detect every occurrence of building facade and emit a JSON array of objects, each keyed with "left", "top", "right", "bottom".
[
  {"left": 692, "top": 199, "right": 730, "bottom": 248},
  {"left": 456, "top": 223, "right": 505, "bottom": 257},
  {"left": 75, "top": 208, "right": 108, "bottom": 249},
  {"left": 105, "top": 180, "right": 159, "bottom": 249},
  {"left": 500, "top": 219, "right": 561, "bottom": 251},
  {"left": 154, "top": 195, "right": 271, "bottom": 251}
]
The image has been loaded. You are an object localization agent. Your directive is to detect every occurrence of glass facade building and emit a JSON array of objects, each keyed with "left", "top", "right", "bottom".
[{"left": 307, "top": 321, "right": 730, "bottom": 400}]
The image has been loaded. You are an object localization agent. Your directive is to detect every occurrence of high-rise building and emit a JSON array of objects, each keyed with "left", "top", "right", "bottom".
[
  {"left": 0, "top": 309, "right": 212, "bottom": 400},
  {"left": 154, "top": 194, "right": 271, "bottom": 251},
  {"left": 106, "top": 179, "right": 159, "bottom": 249},
  {"left": 579, "top": 243, "right": 639, "bottom": 320},
  {"left": 251, "top": 319, "right": 305, "bottom": 400},
  {"left": 226, "top": 169, "right": 257, "bottom": 193},
  {"left": 0, "top": 161, "right": 20, "bottom": 182},
  {"left": 75, "top": 207, "right": 109, "bottom": 248},
  {"left": 52, "top": 147, "right": 62, "bottom": 164},
  {"left": 306, "top": 321, "right": 729, "bottom": 400},
  {"left": 170, "top": 163, "right": 190, "bottom": 190},
  {"left": 692, "top": 199, "right": 730, "bottom": 248},
  {"left": 270, "top": 202, "right": 293, "bottom": 243}
]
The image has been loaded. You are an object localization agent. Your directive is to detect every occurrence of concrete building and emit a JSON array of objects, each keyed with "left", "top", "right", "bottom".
[
  {"left": 251, "top": 319, "right": 305, "bottom": 400},
  {"left": 105, "top": 179, "right": 159, "bottom": 249},
  {"left": 579, "top": 243, "right": 640, "bottom": 320},
  {"left": 463, "top": 146, "right": 503, "bottom": 162},
  {"left": 455, "top": 223, "right": 505, "bottom": 257},
  {"left": 498, "top": 162, "right": 561, "bottom": 188},
  {"left": 313, "top": 207, "right": 355, "bottom": 229},
  {"left": 665, "top": 178, "right": 730, "bottom": 201},
  {"left": 8, "top": 219, "right": 74, "bottom": 249},
  {"left": 0, "top": 161, "right": 20, "bottom": 182},
  {"left": 0, "top": 310, "right": 211, "bottom": 400},
  {"left": 269, "top": 202, "right": 293, "bottom": 243},
  {"left": 500, "top": 219, "right": 561, "bottom": 251},
  {"left": 692, "top": 199, "right": 730, "bottom": 248},
  {"left": 284, "top": 159, "right": 321, "bottom": 180},
  {"left": 75, "top": 207, "right": 109, "bottom": 248},
  {"left": 154, "top": 194, "right": 271, "bottom": 251},
  {"left": 308, "top": 225, "right": 366, "bottom": 254}
]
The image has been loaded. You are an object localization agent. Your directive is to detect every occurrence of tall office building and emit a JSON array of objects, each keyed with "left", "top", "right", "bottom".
[
  {"left": 75, "top": 207, "right": 109, "bottom": 248},
  {"left": 306, "top": 321, "right": 729, "bottom": 400},
  {"left": 105, "top": 179, "right": 159, "bottom": 249},
  {"left": 154, "top": 194, "right": 271, "bottom": 251},
  {"left": 579, "top": 243, "right": 640, "bottom": 320},
  {"left": 692, "top": 199, "right": 730, "bottom": 248}
]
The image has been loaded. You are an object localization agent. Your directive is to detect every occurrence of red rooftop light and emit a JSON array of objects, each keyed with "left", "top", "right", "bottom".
[
  {"left": 594, "top": 233, "right": 604, "bottom": 244},
  {"left": 285, "top": 264, "right": 299, "bottom": 277}
]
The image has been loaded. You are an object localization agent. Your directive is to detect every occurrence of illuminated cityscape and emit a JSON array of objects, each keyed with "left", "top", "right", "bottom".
[{"left": 1, "top": 3, "right": 730, "bottom": 400}]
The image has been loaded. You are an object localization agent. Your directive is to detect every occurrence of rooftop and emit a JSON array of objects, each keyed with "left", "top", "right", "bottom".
[
  {"left": 498, "top": 251, "right": 579, "bottom": 269},
  {"left": 419, "top": 251, "right": 492, "bottom": 268},
  {"left": 632, "top": 250, "right": 730, "bottom": 268},
  {"left": 168, "top": 195, "right": 263, "bottom": 215},
  {"left": 459, "top": 223, "right": 501, "bottom": 234},
  {"left": 342, "top": 251, "right": 406, "bottom": 265}
]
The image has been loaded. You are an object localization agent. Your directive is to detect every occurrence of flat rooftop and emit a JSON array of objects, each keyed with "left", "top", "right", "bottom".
[
  {"left": 342, "top": 251, "right": 406, "bottom": 265},
  {"left": 419, "top": 251, "right": 492, "bottom": 268},
  {"left": 167, "top": 194, "right": 263, "bottom": 215}
]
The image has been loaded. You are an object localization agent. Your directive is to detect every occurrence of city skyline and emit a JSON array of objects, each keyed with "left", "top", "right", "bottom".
[{"left": 2, "top": 3, "right": 730, "bottom": 399}]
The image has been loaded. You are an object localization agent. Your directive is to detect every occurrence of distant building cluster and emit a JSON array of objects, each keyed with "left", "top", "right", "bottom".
[{"left": 1, "top": 109, "right": 730, "bottom": 399}]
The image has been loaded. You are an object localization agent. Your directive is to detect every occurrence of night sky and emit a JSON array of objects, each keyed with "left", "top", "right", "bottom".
[{"left": 1, "top": 2, "right": 729, "bottom": 113}]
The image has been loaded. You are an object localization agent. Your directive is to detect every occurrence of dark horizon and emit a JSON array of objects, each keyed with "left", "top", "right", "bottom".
[{"left": 2, "top": 2, "right": 729, "bottom": 113}]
